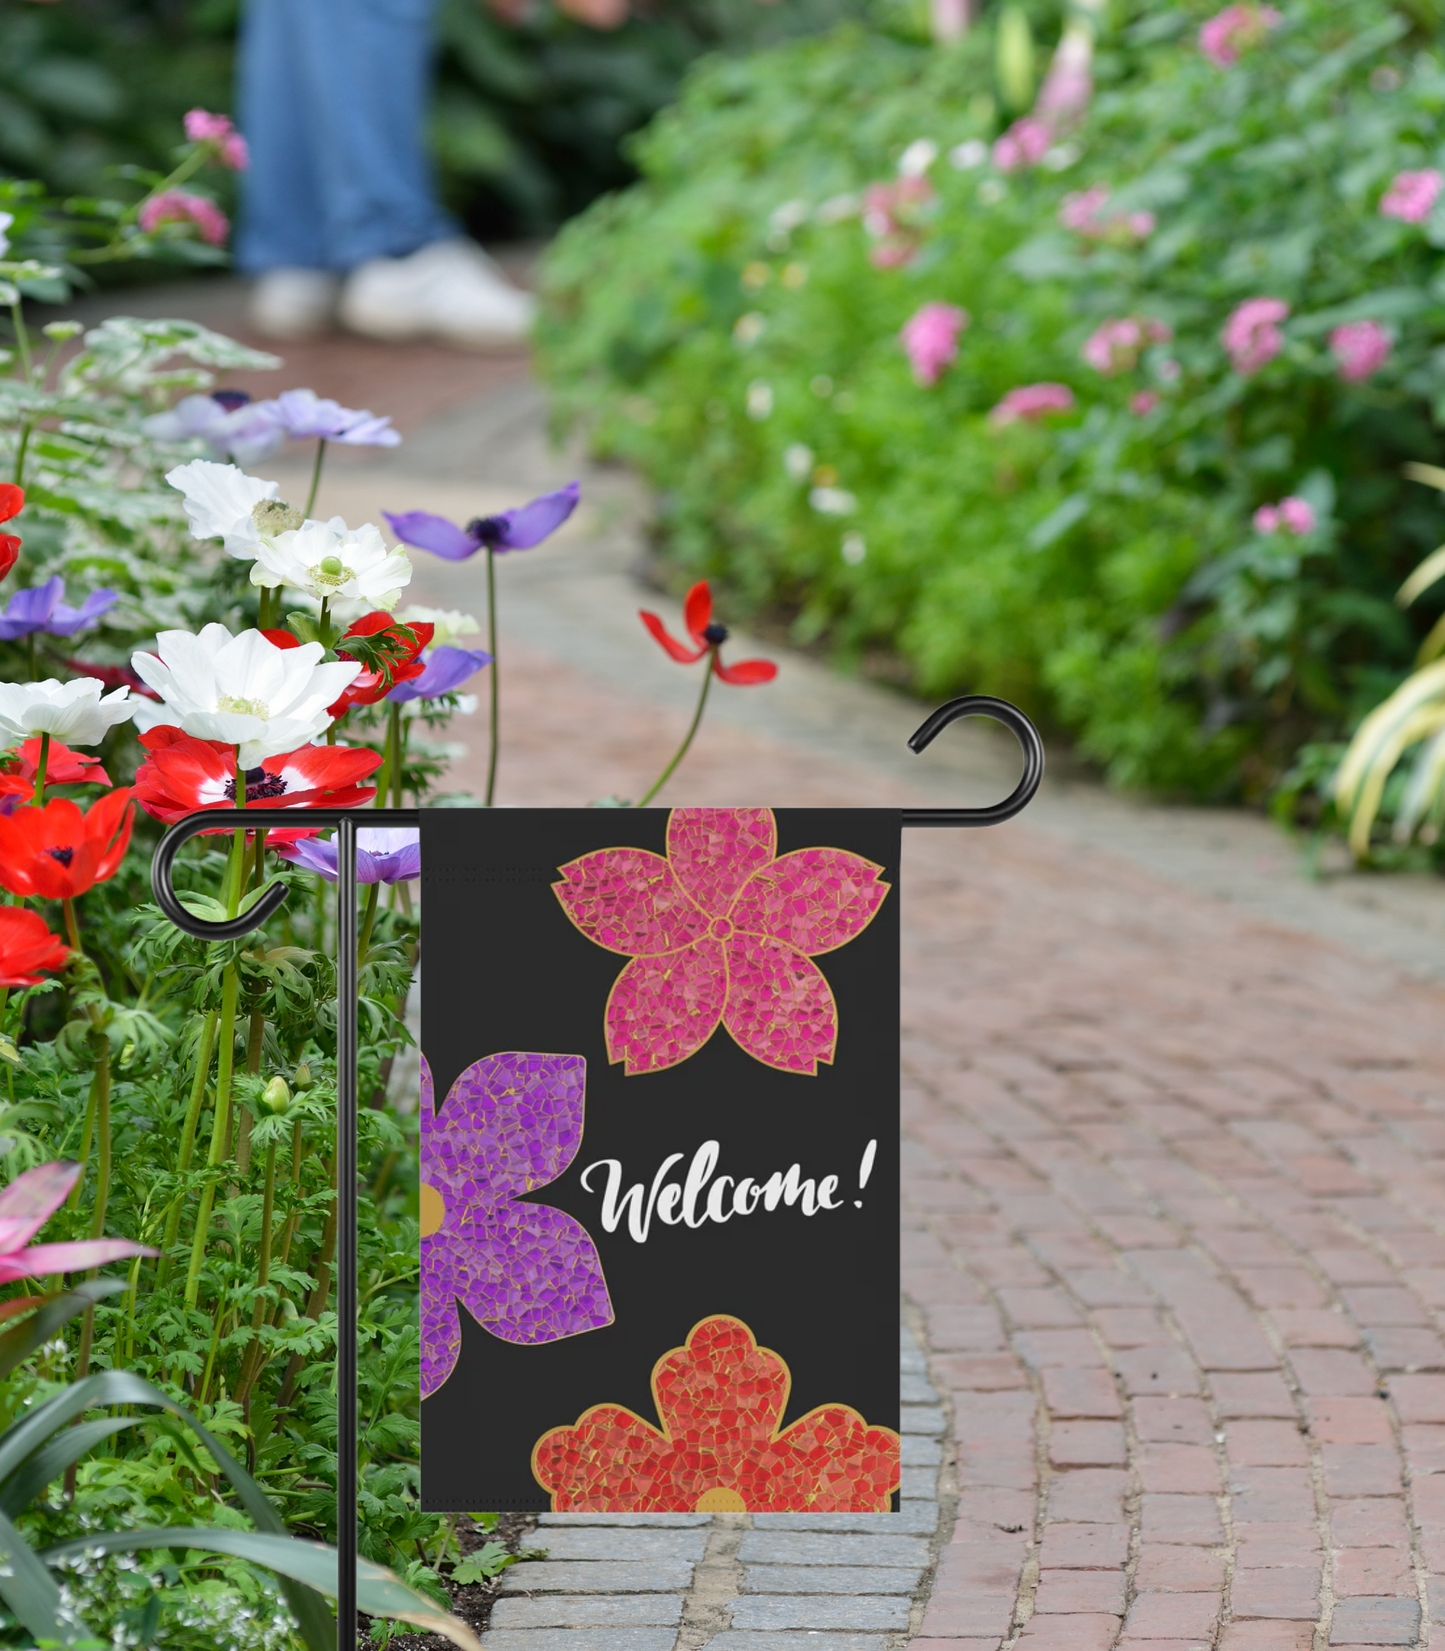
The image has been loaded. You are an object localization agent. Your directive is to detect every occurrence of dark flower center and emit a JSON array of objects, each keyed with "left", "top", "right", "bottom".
[
  {"left": 466, "top": 515, "right": 505, "bottom": 546},
  {"left": 702, "top": 622, "right": 729, "bottom": 646},
  {"left": 46, "top": 846, "right": 74, "bottom": 867},
  {"left": 224, "top": 767, "right": 289, "bottom": 803},
  {"left": 211, "top": 389, "right": 252, "bottom": 411}
]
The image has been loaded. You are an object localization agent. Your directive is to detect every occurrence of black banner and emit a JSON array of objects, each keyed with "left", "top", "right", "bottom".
[{"left": 419, "top": 807, "right": 900, "bottom": 1513}]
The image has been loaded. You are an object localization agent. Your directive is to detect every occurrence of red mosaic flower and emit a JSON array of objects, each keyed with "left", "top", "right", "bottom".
[
  {"left": 553, "top": 807, "right": 889, "bottom": 1075},
  {"left": 532, "top": 1314, "right": 900, "bottom": 1512}
]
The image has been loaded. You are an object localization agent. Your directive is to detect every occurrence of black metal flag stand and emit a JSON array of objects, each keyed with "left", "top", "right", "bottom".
[{"left": 148, "top": 693, "right": 1043, "bottom": 1644}]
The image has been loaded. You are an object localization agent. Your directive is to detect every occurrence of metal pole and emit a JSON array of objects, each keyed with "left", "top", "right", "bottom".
[{"left": 335, "top": 815, "right": 358, "bottom": 1646}]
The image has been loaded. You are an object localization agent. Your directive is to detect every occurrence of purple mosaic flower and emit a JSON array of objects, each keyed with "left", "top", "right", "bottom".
[
  {"left": 383, "top": 482, "right": 580, "bottom": 561},
  {"left": 274, "top": 826, "right": 420, "bottom": 884},
  {"left": 253, "top": 388, "right": 401, "bottom": 448},
  {"left": 386, "top": 644, "right": 491, "bottom": 703},
  {"left": 0, "top": 577, "right": 119, "bottom": 641},
  {"left": 420, "top": 1051, "right": 613, "bottom": 1397}
]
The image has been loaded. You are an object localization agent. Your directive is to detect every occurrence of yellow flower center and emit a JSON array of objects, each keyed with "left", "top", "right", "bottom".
[
  {"left": 420, "top": 1182, "right": 446, "bottom": 1238},
  {"left": 310, "top": 555, "right": 350, "bottom": 588},
  {"left": 695, "top": 1487, "right": 747, "bottom": 1513},
  {"left": 216, "top": 694, "right": 270, "bottom": 718}
]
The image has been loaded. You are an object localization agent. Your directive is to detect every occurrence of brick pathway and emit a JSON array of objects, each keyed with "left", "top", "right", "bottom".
[{"left": 102, "top": 281, "right": 1445, "bottom": 1648}]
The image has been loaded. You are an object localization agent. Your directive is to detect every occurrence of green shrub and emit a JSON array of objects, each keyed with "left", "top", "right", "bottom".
[{"left": 538, "top": 0, "right": 1445, "bottom": 797}]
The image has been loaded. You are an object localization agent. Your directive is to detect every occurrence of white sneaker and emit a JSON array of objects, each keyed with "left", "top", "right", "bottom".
[
  {"left": 338, "top": 239, "right": 535, "bottom": 348},
  {"left": 248, "top": 268, "right": 340, "bottom": 339}
]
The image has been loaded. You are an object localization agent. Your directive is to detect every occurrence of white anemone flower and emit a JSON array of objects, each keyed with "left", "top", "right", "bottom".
[
  {"left": 396, "top": 605, "right": 481, "bottom": 649},
  {"left": 130, "top": 624, "right": 362, "bottom": 766},
  {"left": 0, "top": 678, "right": 135, "bottom": 746},
  {"left": 250, "top": 519, "right": 413, "bottom": 611},
  {"left": 165, "top": 459, "right": 301, "bottom": 560}
]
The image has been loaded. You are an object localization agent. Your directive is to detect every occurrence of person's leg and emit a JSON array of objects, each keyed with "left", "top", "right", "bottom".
[
  {"left": 309, "top": 0, "right": 458, "bottom": 269},
  {"left": 236, "top": 0, "right": 454, "bottom": 275},
  {"left": 235, "top": 0, "right": 328, "bottom": 272}
]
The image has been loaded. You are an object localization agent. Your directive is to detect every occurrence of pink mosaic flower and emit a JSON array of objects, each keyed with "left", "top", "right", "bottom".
[
  {"left": 1330, "top": 320, "right": 1391, "bottom": 382},
  {"left": 1199, "top": 3, "right": 1281, "bottom": 68},
  {"left": 989, "top": 383, "right": 1075, "bottom": 427},
  {"left": 1222, "top": 297, "right": 1289, "bottom": 374},
  {"left": 900, "top": 302, "right": 969, "bottom": 386},
  {"left": 1381, "top": 169, "right": 1443, "bottom": 224},
  {"left": 553, "top": 808, "right": 890, "bottom": 1076},
  {"left": 420, "top": 1051, "right": 613, "bottom": 1398}
]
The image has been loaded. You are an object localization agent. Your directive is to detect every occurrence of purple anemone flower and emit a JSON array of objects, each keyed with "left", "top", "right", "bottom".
[
  {"left": 275, "top": 826, "right": 420, "bottom": 884},
  {"left": 387, "top": 644, "right": 491, "bottom": 704},
  {"left": 141, "top": 390, "right": 284, "bottom": 467},
  {"left": 383, "top": 481, "right": 579, "bottom": 561},
  {"left": 420, "top": 1050, "right": 613, "bottom": 1396},
  {"left": 0, "top": 577, "right": 119, "bottom": 642},
  {"left": 254, "top": 388, "right": 400, "bottom": 447}
]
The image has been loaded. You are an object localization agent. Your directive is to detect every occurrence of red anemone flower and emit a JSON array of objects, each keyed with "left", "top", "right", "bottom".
[
  {"left": 0, "top": 485, "right": 22, "bottom": 583},
  {"left": 133, "top": 727, "right": 382, "bottom": 825},
  {"left": 261, "top": 613, "right": 434, "bottom": 715},
  {"left": 0, "top": 907, "right": 71, "bottom": 986},
  {"left": 0, "top": 739, "right": 110, "bottom": 802},
  {"left": 0, "top": 788, "right": 134, "bottom": 900},
  {"left": 639, "top": 582, "right": 777, "bottom": 685}
]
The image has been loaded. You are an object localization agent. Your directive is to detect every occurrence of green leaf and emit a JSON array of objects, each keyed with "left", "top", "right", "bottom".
[
  {"left": 451, "top": 1541, "right": 514, "bottom": 1584},
  {"left": 38, "top": 1530, "right": 482, "bottom": 1651}
]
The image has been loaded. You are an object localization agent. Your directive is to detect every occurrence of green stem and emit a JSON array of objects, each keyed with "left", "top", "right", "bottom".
[
  {"left": 637, "top": 654, "right": 716, "bottom": 806},
  {"left": 392, "top": 709, "right": 406, "bottom": 810},
  {"left": 485, "top": 546, "right": 499, "bottom": 807},
  {"left": 9, "top": 300, "right": 31, "bottom": 386},
  {"left": 358, "top": 882, "right": 380, "bottom": 959},
  {"left": 30, "top": 732, "right": 48, "bottom": 806},
  {"left": 157, "top": 1008, "right": 218, "bottom": 1285},
  {"left": 12, "top": 420, "right": 32, "bottom": 490},
  {"left": 304, "top": 438, "right": 327, "bottom": 519},
  {"left": 183, "top": 799, "right": 246, "bottom": 1312},
  {"left": 234, "top": 1138, "right": 278, "bottom": 1405}
]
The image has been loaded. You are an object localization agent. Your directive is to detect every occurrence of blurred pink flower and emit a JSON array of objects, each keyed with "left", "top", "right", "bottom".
[
  {"left": 989, "top": 383, "right": 1075, "bottom": 426},
  {"left": 1082, "top": 316, "right": 1172, "bottom": 376},
  {"left": 900, "top": 302, "right": 970, "bottom": 386},
  {"left": 992, "top": 117, "right": 1052, "bottom": 173},
  {"left": 1380, "top": 169, "right": 1443, "bottom": 223},
  {"left": 862, "top": 177, "right": 933, "bottom": 269},
  {"left": 1199, "top": 3, "right": 1282, "bottom": 67},
  {"left": 1059, "top": 184, "right": 1157, "bottom": 242},
  {"left": 138, "top": 191, "right": 230, "bottom": 247},
  {"left": 1222, "top": 297, "right": 1289, "bottom": 374},
  {"left": 1130, "top": 391, "right": 1161, "bottom": 415},
  {"left": 1254, "top": 496, "right": 1315, "bottom": 536},
  {"left": 183, "top": 108, "right": 248, "bottom": 171},
  {"left": 1330, "top": 320, "right": 1391, "bottom": 382}
]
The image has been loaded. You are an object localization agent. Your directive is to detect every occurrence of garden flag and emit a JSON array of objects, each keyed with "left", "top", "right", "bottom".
[{"left": 420, "top": 806, "right": 901, "bottom": 1512}]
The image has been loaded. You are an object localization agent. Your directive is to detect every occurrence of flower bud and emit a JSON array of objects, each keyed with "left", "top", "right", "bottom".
[
  {"left": 260, "top": 1075, "right": 290, "bottom": 1114},
  {"left": 291, "top": 1062, "right": 313, "bottom": 1090},
  {"left": 42, "top": 321, "right": 82, "bottom": 342}
]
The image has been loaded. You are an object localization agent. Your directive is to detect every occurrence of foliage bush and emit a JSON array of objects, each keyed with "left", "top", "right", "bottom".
[{"left": 538, "top": 0, "right": 1445, "bottom": 797}]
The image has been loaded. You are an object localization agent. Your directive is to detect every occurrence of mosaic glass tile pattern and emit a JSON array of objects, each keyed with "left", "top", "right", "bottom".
[
  {"left": 420, "top": 1051, "right": 613, "bottom": 1398},
  {"left": 532, "top": 1313, "right": 901, "bottom": 1511},
  {"left": 553, "top": 807, "right": 890, "bottom": 1075}
]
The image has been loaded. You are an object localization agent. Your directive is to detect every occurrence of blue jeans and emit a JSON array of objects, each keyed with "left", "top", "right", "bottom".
[{"left": 235, "top": 0, "right": 456, "bottom": 273}]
